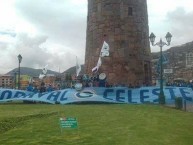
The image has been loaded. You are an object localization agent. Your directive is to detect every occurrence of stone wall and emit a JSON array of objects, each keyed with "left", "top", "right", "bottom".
[{"left": 85, "top": 0, "right": 152, "bottom": 86}]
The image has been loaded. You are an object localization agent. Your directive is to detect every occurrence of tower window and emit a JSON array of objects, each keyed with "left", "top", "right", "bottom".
[{"left": 128, "top": 7, "right": 133, "bottom": 16}]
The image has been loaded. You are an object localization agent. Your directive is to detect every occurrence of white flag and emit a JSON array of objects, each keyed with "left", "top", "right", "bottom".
[
  {"left": 91, "top": 41, "right": 109, "bottom": 73},
  {"left": 92, "top": 57, "right": 102, "bottom": 73},
  {"left": 39, "top": 74, "right": 45, "bottom": 80},
  {"left": 39, "top": 64, "right": 48, "bottom": 80},
  {"left": 28, "top": 77, "right": 33, "bottom": 83},
  {"left": 100, "top": 41, "right": 109, "bottom": 57},
  {"left": 76, "top": 57, "right": 81, "bottom": 77},
  {"left": 42, "top": 64, "right": 48, "bottom": 75}
]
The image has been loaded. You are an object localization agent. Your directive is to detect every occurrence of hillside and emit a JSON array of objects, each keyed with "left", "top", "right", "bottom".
[
  {"left": 4, "top": 40, "right": 193, "bottom": 79},
  {"left": 6, "top": 67, "right": 60, "bottom": 77},
  {"left": 151, "top": 41, "right": 193, "bottom": 81},
  {"left": 5, "top": 65, "right": 84, "bottom": 77},
  {"left": 152, "top": 41, "right": 193, "bottom": 67},
  {"left": 62, "top": 65, "right": 84, "bottom": 75}
]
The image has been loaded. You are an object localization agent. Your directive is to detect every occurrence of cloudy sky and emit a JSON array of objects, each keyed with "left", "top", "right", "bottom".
[{"left": 0, "top": 0, "right": 193, "bottom": 74}]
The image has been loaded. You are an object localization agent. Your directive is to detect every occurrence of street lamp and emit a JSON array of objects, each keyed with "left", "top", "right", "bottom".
[
  {"left": 149, "top": 32, "right": 172, "bottom": 104},
  {"left": 13, "top": 71, "right": 17, "bottom": 89},
  {"left": 17, "top": 54, "right": 22, "bottom": 89}
]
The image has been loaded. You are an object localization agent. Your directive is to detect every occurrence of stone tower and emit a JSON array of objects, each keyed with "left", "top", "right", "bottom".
[{"left": 85, "top": 0, "right": 152, "bottom": 86}]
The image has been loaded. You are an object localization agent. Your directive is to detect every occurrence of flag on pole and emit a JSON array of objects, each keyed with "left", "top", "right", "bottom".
[
  {"left": 92, "top": 57, "right": 102, "bottom": 73},
  {"left": 162, "top": 53, "right": 169, "bottom": 64},
  {"left": 100, "top": 41, "right": 109, "bottom": 57},
  {"left": 28, "top": 77, "right": 34, "bottom": 83},
  {"left": 42, "top": 64, "right": 48, "bottom": 75},
  {"left": 91, "top": 41, "right": 109, "bottom": 73},
  {"left": 76, "top": 56, "right": 81, "bottom": 77},
  {"left": 39, "top": 64, "right": 48, "bottom": 79},
  {"left": 39, "top": 74, "right": 45, "bottom": 79}
]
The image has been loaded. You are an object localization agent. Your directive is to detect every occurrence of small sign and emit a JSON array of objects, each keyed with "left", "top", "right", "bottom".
[
  {"left": 164, "top": 69, "right": 173, "bottom": 74},
  {"left": 60, "top": 117, "right": 78, "bottom": 128}
]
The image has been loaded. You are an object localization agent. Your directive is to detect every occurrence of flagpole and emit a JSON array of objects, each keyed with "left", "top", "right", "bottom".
[{"left": 76, "top": 56, "right": 78, "bottom": 79}]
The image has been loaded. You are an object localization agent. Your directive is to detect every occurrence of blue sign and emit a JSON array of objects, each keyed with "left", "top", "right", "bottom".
[{"left": 0, "top": 87, "right": 193, "bottom": 104}]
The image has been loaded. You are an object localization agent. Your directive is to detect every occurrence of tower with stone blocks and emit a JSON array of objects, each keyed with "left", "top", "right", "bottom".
[{"left": 84, "top": 0, "right": 152, "bottom": 86}]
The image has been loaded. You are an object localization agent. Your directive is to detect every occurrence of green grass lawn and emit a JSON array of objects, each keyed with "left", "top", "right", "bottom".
[{"left": 0, "top": 103, "right": 193, "bottom": 145}]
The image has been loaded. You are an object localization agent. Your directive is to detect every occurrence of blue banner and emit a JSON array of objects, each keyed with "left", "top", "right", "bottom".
[{"left": 0, "top": 87, "right": 193, "bottom": 104}]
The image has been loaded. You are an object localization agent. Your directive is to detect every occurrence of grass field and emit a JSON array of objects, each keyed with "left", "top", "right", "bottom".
[{"left": 0, "top": 103, "right": 193, "bottom": 145}]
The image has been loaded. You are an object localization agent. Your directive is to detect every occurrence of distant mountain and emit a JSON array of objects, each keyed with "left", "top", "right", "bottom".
[
  {"left": 151, "top": 41, "right": 193, "bottom": 69},
  {"left": 151, "top": 40, "right": 193, "bottom": 80},
  {"left": 5, "top": 40, "right": 193, "bottom": 78},
  {"left": 6, "top": 67, "right": 60, "bottom": 77},
  {"left": 152, "top": 41, "right": 193, "bottom": 57},
  {"left": 62, "top": 65, "right": 84, "bottom": 75}
]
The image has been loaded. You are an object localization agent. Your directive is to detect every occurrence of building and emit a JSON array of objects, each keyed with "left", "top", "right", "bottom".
[
  {"left": 0, "top": 75, "right": 14, "bottom": 88},
  {"left": 19, "top": 75, "right": 32, "bottom": 89},
  {"left": 43, "top": 74, "right": 56, "bottom": 87},
  {"left": 186, "top": 52, "right": 193, "bottom": 68},
  {"left": 28, "top": 74, "right": 57, "bottom": 89},
  {"left": 84, "top": 0, "right": 152, "bottom": 86}
]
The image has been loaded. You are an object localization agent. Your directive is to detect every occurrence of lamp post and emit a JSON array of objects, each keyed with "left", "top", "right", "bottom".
[
  {"left": 149, "top": 32, "right": 172, "bottom": 104},
  {"left": 17, "top": 54, "right": 22, "bottom": 89},
  {"left": 14, "top": 71, "right": 17, "bottom": 89}
]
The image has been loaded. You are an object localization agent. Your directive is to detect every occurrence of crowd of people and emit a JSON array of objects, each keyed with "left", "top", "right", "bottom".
[
  {"left": 166, "top": 81, "right": 193, "bottom": 88},
  {"left": 26, "top": 82, "right": 60, "bottom": 93},
  {"left": 26, "top": 76, "right": 193, "bottom": 93}
]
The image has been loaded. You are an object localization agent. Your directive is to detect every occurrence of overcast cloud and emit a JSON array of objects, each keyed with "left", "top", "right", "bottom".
[
  {"left": 0, "top": 0, "right": 193, "bottom": 74},
  {"left": 166, "top": 7, "right": 193, "bottom": 45},
  {"left": 15, "top": 0, "right": 87, "bottom": 48}
]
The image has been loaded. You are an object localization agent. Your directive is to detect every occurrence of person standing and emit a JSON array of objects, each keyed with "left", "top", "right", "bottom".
[
  {"left": 47, "top": 84, "right": 53, "bottom": 92},
  {"left": 26, "top": 83, "right": 33, "bottom": 92},
  {"left": 39, "top": 82, "right": 46, "bottom": 93},
  {"left": 33, "top": 85, "right": 39, "bottom": 93}
]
